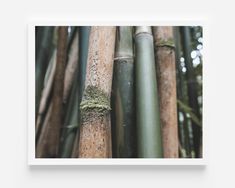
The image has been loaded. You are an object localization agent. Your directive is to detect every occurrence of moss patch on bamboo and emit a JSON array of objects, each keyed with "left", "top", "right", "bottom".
[
  {"left": 156, "top": 39, "right": 175, "bottom": 49},
  {"left": 80, "top": 85, "right": 111, "bottom": 115}
]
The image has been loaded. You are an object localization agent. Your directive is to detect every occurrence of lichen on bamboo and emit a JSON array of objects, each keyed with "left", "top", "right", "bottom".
[
  {"left": 155, "top": 38, "right": 175, "bottom": 49},
  {"left": 80, "top": 85, "right": 111, "bottom": 115}
]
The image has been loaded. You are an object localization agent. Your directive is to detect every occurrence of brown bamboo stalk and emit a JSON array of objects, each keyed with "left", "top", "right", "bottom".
[
  {"left": 36, "top": 103, "right": 52, "bottom": 157},
  {"left": 78, "top": 26, "right": 116, "bottom": 158},
  {"left": 36, "top": 27, "right": 68, "bottom": 158},
  {"left": 153, "top": 26, "right": 179, "bottom": 158},
  {"left": 36, "top": 50, "right": 56, "bottom": 138},
  {"left": 63, "top": 30, "right": 79, "bottom": 104}
]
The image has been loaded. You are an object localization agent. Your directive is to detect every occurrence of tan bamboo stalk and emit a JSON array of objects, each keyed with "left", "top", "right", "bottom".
[
  {"left": 63, "top": 30, "right": 79, "bottom": 104},
  {"left": 37, "top": 27, "right": 68, "bottom": 158},
  {"left": 153, "top": 26, "right": 178, "bottom": 158},
  {"left": 36, "top": 103, "right": 52, "bottom": 157},
  {"left": 36, "top": 50, "right": 56, "bottom": 138},
  {"left": 78, "top": 26, "right": 116, "bottom": 158}
]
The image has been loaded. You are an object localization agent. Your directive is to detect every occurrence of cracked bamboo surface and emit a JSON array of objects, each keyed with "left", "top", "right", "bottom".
[{"left": 153, "top": 26, "right": 179, "bottom": 158}]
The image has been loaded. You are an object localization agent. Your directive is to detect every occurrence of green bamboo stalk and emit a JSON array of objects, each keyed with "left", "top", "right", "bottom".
[
  {"left": 135, "top": 26, "right": 163, "bottom": 158},
  {"left": 36, "top": 26, "right": 55, "bottom": 115},
  {"left": 180, "top": 26, "right": 202, "bottom": 158},
  {"left": 174, "top": 27, "right": 191, "bottom": 157},
  {"left": 153, "top": 26, "right": 178, "bottom": 158},
  {"left": 72, "top": 26, "right": 91, "bottom": 157},
  {"left": 111, "top": 26, "right": 136, "bottom": 158}
]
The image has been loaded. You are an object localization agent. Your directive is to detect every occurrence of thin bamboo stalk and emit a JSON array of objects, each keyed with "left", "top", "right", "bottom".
[
  {"left": 72, "top": 26, "right": 90, "bottom": 158},
  {"left": 36, "top": 50, "right": 56, "bottom": 139},
  {"left": 180, "top": 26, "right": 202, "bottom": 158},
  {"left": 59, "top": 74, "right": 79, "bottom": 157},
  {"left": 112, "top": 26, "right": 136, "bottom": 158},
  {"left": 153, "top": 26, "right": 178, "bottom": 158},
  {"left": 135, "top": 26, "right": 163, "bottom": 158},
  {"left": 63, "top": 30, "right": 79, "bottom": 103},
  {"left": 78, "top": 26, "right": 116, "bottom": 158},
  {"left": 174, "top": 27, "right": 192, "bottom": 157},
  {"left": 59, "top": 28, "right": 80, "bottom": 158},
  {"left": 36, "top": 103, "right": 52, "bottom": 157},
  {"left": 36, "top": 27, "right": 55, "bottom": 115},
  {"left": 37, "top": 27, "right": 68, "bottom": 157}
]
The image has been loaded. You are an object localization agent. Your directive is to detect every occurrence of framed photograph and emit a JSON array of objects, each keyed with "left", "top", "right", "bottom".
[{"left": 28, "top": 21, "right": 206, "bottom": 165}]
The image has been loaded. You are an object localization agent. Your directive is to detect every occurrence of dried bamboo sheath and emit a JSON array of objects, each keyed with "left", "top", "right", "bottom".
[
  {"left": 153, "top": 26, "right": 179, "bottom": 158},
  {"left": 112, "top": 27, "right": 136, "bottom": 158},
  {"left": 135, "top": 27, "right": 163, "bottom": 158},
  {"left": 78, "top": 27, "right": 116, "bottom": 158}
]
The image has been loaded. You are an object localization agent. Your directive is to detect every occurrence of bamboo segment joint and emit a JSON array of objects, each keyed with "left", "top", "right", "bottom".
[
  {"left": 80, "top": 86, "right": 111, "bottom": 115},
  {"left": 156, "top": 39, "right": 175, "bottom": 49},
  {"left": 114, "top": 56, "right": 133, "bottom": 61},
  {"left": 135, "top": 26, "right": 152, "bottom": 35}
]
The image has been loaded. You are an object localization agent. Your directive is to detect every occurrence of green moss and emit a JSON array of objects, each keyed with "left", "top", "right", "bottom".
[
  {"left": 80, "top": 86, "right": 111, "bottom": 115},
  {"left": 156, "top": 38, "right": 175, "bottom": 49}
]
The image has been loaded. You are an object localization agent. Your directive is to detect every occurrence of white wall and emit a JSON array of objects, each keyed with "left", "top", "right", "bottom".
[{"left": 0, "top": 0, "right": 235, "bottom": 187}]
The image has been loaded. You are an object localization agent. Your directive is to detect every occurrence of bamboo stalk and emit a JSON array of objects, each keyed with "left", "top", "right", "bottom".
[
  {"left": 72, "top": 26, "right": 91, "bottom": 158},
  {"left": 59, "top": 74, "right": 79, "bottom": 157},
  {"left": 59, "top": 29, "right": 79, "bottom": 158},
  {"left": 180, "top": 26, "right": 202, "bottom": 158},
  {"left": 135, "top": 26, "right": 163, "bottom": 158},
  {"left": 36, "top": 27, "right": 68, "bottom": 158},
  {"left": 35, "top": 50, "right": 56, "bottom": 140},
  {"left": 78, "top": 26, "right": 116, "bottom": 158},
  {"left": 36, "top": 103, "right": 52, "bottom": 157},
  {"left": 153, "top": 26, "right": 178, "bottom": 158},
  {"left": 63, "top": 30, "right": 79, "bottom": 104},
  {"left": 112, "top": 26, "right": 136, "bottom": 158},
  {"left": 36, "top": 27, "right": 55, "bottom": 115},
  {"left": 174, "top": 27, "right": 192, "bottom": 157}
]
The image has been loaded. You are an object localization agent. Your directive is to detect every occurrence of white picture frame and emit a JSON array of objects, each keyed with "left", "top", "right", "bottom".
[{"left": 28, "top": 21, "right": 208, "bottom": 165}]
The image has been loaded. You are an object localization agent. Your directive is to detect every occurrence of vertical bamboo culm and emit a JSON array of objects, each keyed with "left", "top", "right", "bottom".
[
  {"left": 78, "top": 26, "right": 116, "bottom": 158},
  {"left": 174, "top": 27, "right": 191, "bottom": 157},
  {"left": 135, "top": 26, "right": 163, "bottom": 158},
  {"left": 72, "top": 26, "right": 91, "bottom": 157},
  {"left": 36, "top": 27, "right": 68, "bottom": 158},
  {"left": 180, "top": 26, "right": 202, "bottom": 158},
  {"left": 36, "top": 27, "right": 54, "bottom": 115},
  {"left": 112, "top": 26, "right": 136, "bottom": 158},
  {"left": 153, "top": 26, "right": 179, "bottom": 158},
  {"left": 59, "top": 29, "right": 79, "bottom": 158}
]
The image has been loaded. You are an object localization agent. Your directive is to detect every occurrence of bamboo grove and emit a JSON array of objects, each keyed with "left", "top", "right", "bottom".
[{"left": 35, "top": 26, "right": 203, "bottom": 158}]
